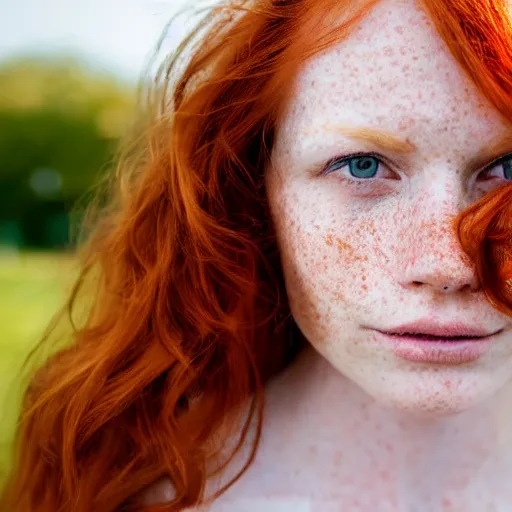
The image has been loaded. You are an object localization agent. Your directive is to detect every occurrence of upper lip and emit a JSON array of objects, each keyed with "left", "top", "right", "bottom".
[{"left": 376, "top": 319, "right": 503, "bottom": 338}]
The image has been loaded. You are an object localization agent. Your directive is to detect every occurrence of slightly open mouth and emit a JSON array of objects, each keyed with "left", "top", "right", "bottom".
[{"left": 386, "top": 332, "right": 485, "bottom": 341}]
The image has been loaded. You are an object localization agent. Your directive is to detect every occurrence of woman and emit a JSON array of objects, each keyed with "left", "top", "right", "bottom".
[{"left": 3, "top": 0, "right": 512, "bottom": 510}]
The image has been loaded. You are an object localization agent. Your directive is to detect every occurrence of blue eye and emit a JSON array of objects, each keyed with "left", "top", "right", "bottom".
[
  {"left": 502, "top": 158, "right": 512, "bottom": 180},
  {"left": 348, "top": 156, "right": 380, "bottom": 178},
  {"left": 485, "top": 155, "right": 512, "bottom": 181},
  {"left": 327, "top": 155, "right": 381, "bottom": 179}
]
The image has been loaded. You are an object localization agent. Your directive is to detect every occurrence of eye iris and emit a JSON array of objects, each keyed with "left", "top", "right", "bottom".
[
  {"left": 349, "top": 156, "right": 379, "bottom": 178},
  {"left": 504, "top": 160, "right": 512, "bottom": 180}
]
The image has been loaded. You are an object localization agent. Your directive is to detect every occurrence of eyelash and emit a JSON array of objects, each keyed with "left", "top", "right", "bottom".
[{"left": 321, "top": 152, "right": 512, "bottom": 182}]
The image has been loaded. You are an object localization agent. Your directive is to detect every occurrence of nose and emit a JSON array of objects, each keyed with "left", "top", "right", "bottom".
[{"left": 397, "top": 216, "right": 480, "bottom": 294}]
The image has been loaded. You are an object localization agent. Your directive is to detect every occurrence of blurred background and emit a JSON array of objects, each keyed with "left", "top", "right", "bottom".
[{"left": 0, "top": 0, "right": 195, "bottom": 480}]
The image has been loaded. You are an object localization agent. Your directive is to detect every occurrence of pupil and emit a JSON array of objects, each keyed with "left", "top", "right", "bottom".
[
  {"left": 358, "top": 159, "right": 372, "bottom": 170},
  {"left": 348, "top": 156, "right": 378, "bottom": 179}
]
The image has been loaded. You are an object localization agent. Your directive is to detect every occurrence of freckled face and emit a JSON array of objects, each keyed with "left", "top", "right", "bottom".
[{"left": 266, "top": 0, "right": 512, "bottom": 415}]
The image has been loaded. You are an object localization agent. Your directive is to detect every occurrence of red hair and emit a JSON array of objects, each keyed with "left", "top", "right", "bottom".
[{"left": 3, "top": 0, "right": 512, "bottom": 510}]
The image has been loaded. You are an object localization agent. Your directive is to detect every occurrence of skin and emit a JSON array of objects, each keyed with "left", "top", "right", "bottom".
[
  {"left": 145, "top": 0, "right": 512, "bottom": 509},
  {"left": 267, "top": 0, "right": 512, "bottom": 419},
  {"left": 223, "top": 0, "right": 512, "bottom": 509}
]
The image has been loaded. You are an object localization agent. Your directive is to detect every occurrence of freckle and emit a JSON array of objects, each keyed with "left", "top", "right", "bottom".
[
  {"left": 379, "top": 470, "right": 391, "bottom": 481},
  {"left": 398, "top": 116, "right": 415, "bottom": 131},
  {"left": 361, "top": 284, "right": 368, "bottom": 291},
  {"left": 333, "top": 451, "right": 343, "bottom": 466},
  {"left": 362, "top": 275, "right": 367, "bottom": 281},
  {"left": 336, "top": 239, "right": 353, "bottom": 252},
  {"left": 325, "top": 234, "right": 334, "bottom": 246}
]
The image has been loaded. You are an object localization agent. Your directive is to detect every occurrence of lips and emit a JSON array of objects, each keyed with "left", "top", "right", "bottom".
[
  {"left": 369, "top": 319, "right": 504, "bottom": 364},
  {"left": 378, "top": 319, "right": 501, "bottom": 340}
]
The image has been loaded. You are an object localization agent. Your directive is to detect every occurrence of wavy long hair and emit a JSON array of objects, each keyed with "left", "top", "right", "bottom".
[{"left": 3, "top": 0, "right": 512, "bottom": 510}]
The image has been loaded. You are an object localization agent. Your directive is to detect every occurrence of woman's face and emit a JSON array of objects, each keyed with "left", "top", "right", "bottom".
[{"left": 266, "top": 0, "right": 512, "bottom": 416}]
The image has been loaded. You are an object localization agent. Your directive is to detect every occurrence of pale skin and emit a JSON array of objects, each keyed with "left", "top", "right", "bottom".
[{"left": 144, "top": 0, "right": 512, "bottom": 509}]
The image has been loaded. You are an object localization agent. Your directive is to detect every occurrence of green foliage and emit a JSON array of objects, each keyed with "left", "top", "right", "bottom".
[
  {"left": 0, "top": 252, "right": 76, "bottom": 484},
  {"left": 0, "top": 56, "right": 136, "bottom": 248}
]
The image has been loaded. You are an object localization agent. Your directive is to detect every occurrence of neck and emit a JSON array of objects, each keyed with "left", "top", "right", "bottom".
[{"left": 261, "top": 344, "right": 512, "bottom": 510}]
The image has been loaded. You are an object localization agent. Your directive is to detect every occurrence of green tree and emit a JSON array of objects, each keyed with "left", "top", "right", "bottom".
[{"left": 0, "top": 56, "right": 136, "bottom": 248}]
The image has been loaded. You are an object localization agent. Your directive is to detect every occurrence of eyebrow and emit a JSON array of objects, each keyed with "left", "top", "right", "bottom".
[
  {"left": 307, "top": 124, "right": 512, "bottom": 167},
  {"left": 322, "top": 124, "right": 417, "bottom": 154}
]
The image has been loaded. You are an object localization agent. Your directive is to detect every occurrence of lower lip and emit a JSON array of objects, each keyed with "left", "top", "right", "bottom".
[{"left": 372, "top": 331, "right": 497, "bottom": 365}]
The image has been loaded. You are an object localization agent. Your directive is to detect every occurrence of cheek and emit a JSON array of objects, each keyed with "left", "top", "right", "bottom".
[
  {"left": 322, "top": 232, "right": 371, "bottom": 300},
  {"left": 268, "top": 177, "right": 415, "bottom": 344},
  {"left": 276, "top": 206, "right": 387, "bottom": 340}
]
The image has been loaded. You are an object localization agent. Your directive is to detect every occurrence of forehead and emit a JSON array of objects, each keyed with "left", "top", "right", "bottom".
[{"left": 276, "top": 0, "right": 509, "bottom": 154}]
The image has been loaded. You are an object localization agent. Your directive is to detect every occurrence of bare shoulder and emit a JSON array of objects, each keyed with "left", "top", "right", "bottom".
[
  {"left": 139, "top": 478, "right": 214, "bottom": 511},
  {"left": 138, "top": 475, "right": 284, "bottom": 511},
  {"left": 138, "top": 387, "right": 291, "bottom": 510},
  {"left": 138, "top": 478, "right": 175, "bottom": 506}
]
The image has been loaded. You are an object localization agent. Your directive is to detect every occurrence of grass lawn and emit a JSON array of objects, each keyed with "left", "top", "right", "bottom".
[{"left": 0, "top": 251, "right": 76, "bottom": 482}]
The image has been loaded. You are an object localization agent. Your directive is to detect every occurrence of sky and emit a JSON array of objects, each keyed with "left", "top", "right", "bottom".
[{"left": 0, "top": 0, "right": 205, "bottom": 80}]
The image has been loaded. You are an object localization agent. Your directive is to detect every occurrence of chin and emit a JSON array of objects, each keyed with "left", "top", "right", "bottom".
[
  {"left": 376, "top": 392, "right": 482, "bottom": 419},
  {"left": 357, "top": 367, "right": 510, "bottom": 419}
]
